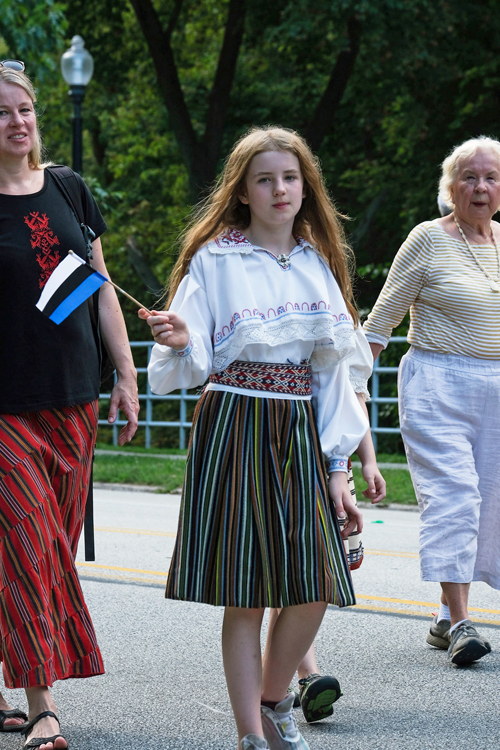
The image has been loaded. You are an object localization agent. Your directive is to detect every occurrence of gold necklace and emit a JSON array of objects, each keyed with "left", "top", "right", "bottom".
[{"left": 453, "top": 215, "right": 500, "bottom": 292}]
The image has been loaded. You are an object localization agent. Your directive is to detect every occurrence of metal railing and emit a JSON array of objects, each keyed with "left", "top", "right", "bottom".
[
  {"left": 98, "top": 341, "right": 197, "bottom": 449},
  {"left": 99, "top": 337, "right": 408, "bottom": 449},
  {"left": 370, "top": 336, "right": 408, "bottom": 451}
]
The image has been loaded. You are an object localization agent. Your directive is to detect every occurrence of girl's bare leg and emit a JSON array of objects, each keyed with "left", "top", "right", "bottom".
[
  {"left": 261, "top": 602, "right": 327, "bottom": 703},
  {"left": 222, "top": 607, "right": 266, "bottom": 743},
  {"left": 297, "top": 644, "right": 320, "bottom": 681},
  {"left": 264, "top": 609, "right": 320, "bottom": 681}
]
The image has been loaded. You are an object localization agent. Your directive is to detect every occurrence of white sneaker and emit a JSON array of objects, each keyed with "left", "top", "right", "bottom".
[
  {"left": 241, "top": 734, "right": 269, "bottom": 750},
  {"left": 261, "top": 694, "right": 310, "bottom": 749}
]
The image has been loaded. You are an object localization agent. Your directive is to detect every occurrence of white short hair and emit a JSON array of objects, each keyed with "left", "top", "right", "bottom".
[{"left": 438, "top": 136, "right": 500, "bottom": 207}]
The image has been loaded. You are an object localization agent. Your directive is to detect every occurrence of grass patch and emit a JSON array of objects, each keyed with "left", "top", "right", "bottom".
[
  {"left": 93, "top": 450, "right": 417, "bottom": 504},
  {"left": 95, "top": 442, "right": 187, "bottom": 456},
  {"left": 372, "top": 452, "right": 408, "bottom": 464},
  {"left": 93, "top": 454, "right": 185, "bottom": 493},
  {"left": 352, "top": 467, "right": 417, "bottom": 505}
]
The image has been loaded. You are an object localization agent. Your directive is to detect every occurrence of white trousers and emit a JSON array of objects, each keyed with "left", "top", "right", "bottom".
[{"left": 398, "top": 346, "right": 500, "bottom": 589}]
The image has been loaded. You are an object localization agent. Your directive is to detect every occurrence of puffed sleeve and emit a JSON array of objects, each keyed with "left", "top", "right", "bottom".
[
  {"left": 148, "top": 256, "right": 214, "bottom": 394},
  {"left": 348, "top": 325, "right": 373, "bottom": 400},
  {"left": 312, "top": 360, "right": 369, "bottom": 472}
]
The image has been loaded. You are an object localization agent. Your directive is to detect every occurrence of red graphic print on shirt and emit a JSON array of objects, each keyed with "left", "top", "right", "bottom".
[{"left": 24, "top": 212, "right": 61, "bottom": 288}]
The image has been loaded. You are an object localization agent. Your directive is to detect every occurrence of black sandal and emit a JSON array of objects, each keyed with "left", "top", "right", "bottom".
[
  {"left": 0, "top": 708, "right": 28, "bottom": 732},
  {"left": 21, "top": 711, "right": 68, "bottom": 749}
]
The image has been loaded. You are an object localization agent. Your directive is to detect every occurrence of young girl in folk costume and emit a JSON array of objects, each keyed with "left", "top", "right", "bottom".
[
  {"left": 265, "top": 333, "right": 387, "bottom": 726},
  {"left": 139, "top": 126, "right": 369, "bottom": 750}
]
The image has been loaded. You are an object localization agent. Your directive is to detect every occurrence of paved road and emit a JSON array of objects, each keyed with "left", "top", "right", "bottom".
[{"left": 3, "top": 490, "right": 499, "bottom": 750}]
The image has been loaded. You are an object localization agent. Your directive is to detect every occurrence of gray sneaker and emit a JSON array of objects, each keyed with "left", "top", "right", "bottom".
[
  {"left": 261, "top": 693, "right": 310, "bottom": 749},
  {"left": 447, "top": 620, "right": 492, "bottom": 666},
  {"left": 241, "top": 734, "right": 270, "bottom": 750},
  {"left": 287, "top": 687, "right": 300, "bottom": 709},
  {"left": 426, "top": 615, "right": 451, "bottom": 649}
]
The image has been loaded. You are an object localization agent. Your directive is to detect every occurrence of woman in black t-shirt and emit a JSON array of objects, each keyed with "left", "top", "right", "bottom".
[{"left": 0, "top": 63, "right": 139, "bottom": 749}]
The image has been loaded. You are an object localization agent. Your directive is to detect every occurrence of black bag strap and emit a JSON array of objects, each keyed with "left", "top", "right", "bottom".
[
  {"left": 47, "top": 165, "right": 96, "bottom": 260},
  {"left": 48, "top": 165, "right": 97, "bottom": 562},
  {"left": 85, "top": 465, "right": 96, "bottom": 562}
]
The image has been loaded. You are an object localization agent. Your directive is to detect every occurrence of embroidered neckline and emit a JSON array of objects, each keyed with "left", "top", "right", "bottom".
[{"left": 210, "top": 228, "right": 315, "bottom": 254}]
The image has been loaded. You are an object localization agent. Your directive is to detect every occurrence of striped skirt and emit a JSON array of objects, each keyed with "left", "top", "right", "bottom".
[
  {"left": 165, "top": 391, "right": 355, "bottom": 609},
  {"left": 0, "top": 402, "right": 104, "bottom": 688}
]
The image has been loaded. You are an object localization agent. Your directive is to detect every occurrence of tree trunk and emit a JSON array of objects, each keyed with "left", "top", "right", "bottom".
[
  {"left": 304, "top": 17, "right": 362, "bottom": 152},
  {"left": 129, "top": 0, "right": 247, "bottom": 199},
  {"left": 129, "top": 1, "right": 360, "bottom": 197}
]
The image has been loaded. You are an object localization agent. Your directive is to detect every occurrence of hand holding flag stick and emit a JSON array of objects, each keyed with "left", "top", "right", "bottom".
[{"left": 36, "top": 250, "right": 151, "bottom": 324}]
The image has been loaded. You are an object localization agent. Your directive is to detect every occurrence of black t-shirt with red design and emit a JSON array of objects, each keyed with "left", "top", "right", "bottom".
[{"left": 0, "top": 168, "right": 107, "bottom": 413}]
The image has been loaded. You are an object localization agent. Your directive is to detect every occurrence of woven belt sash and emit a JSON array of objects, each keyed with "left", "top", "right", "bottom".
[{"left": 209, "top": 360, "right": 312, "bottom": 396}]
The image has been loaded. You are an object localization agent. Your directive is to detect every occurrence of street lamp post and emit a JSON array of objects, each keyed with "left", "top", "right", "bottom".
[{"left": 61, "top": 35, "right": 94, "bottom": 174}]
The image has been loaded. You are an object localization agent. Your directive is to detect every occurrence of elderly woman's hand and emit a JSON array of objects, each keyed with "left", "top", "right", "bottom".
[{"left": 107, "top": 373, "right": 139, "bottom": 445}]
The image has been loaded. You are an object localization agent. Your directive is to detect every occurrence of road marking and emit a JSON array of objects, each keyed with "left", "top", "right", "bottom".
[
  {"left": 76, "top": 562, "right": 500, "bottom": 619},
  {"left": 356, "top": 594, "right": 500, "bottom": 615},
  {"left": 364, "top": 548, "right": 419, "bottom": 559},
  {"left": 192, "top": 701, "right": 229, "bottom": 715},
  {"left": 77, "top": 562, "right": 168, "bottom": 576},
  {"left": 78, "top": 570, "right": 500, "bottom": 626},
  {"left": 353, "top": 604, "right": 500, "bottom": 626},
  {"left": 80, "top": 571, "right": 165, "bottom": 585}
]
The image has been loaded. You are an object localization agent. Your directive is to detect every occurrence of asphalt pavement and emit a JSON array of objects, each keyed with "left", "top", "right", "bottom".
[{"left": 2, "top": 488, "right": 499, "bottom": 750}]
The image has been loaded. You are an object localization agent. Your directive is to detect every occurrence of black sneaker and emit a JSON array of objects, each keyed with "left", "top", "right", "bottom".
[
  {"left": 298, "top": 673, "right": 342, "bottom": 723},
  {"left": 447, "top": 620, "right": 492, "bottom": 666}
]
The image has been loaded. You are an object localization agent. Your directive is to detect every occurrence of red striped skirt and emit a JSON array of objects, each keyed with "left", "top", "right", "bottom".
[{"left": 0, "top": 402, "right": 104, "bottom": 688}]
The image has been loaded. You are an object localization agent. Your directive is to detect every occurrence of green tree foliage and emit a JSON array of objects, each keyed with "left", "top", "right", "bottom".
[
  {"left": 6, "top": 0, "right": 500, "bottom": 331},
  {"left": 0, "top": 0, "right": 67, "bottom": 78}
]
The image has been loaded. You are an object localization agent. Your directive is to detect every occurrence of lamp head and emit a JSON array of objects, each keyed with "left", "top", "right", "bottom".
[{"left": 61, "top": 35, "right": 94, "bottom": 87}]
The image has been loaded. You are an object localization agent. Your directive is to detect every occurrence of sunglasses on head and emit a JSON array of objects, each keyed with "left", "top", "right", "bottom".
[{"left": 0, "top": 60, "right": 25, "bottom": 72}]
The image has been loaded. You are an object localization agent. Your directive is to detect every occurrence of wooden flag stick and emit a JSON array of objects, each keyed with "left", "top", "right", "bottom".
[
  {"left": 69, "top": 250, "right": 152, "bottom": 314},
  {"left": 106, "top": 279, "right": 152, "bottom": 315}
]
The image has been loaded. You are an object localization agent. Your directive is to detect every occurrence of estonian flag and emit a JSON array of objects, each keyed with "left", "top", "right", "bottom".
[{"left": 36, "top": 251, "right": 107, "bottom": 325}]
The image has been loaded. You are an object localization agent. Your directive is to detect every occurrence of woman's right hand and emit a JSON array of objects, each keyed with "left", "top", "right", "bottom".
[{"left": 138, "top": 309, "right": 190, "bottom": 350}]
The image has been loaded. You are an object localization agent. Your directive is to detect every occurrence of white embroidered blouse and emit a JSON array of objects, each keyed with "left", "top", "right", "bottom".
[{"left": 148, "top": 230, "right": 369, "bottom": 469}]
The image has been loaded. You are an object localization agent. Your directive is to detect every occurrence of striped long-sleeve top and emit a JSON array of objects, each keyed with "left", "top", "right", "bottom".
[{"left": 363, "top": 219, "right": 500, "bottom": 359}]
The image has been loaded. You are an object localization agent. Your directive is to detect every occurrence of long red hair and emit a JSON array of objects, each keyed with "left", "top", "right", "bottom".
[{"left": 167, "top": 126, "right": 358, "bottom": 324}]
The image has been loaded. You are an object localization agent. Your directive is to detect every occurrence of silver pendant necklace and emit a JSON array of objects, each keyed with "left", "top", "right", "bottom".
[
  {"left": 453, "top": 215, "right": 500, "bottom": 292},
  {"left": 262, "top": 249, "right": 291, "bottom": 270},
  {"left": 275, "top": 253, "right": 291, "bottom": 270}
]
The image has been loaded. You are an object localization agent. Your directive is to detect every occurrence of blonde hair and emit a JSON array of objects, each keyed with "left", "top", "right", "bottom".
[
  {"left": 0, "top": 66, "right": 44, "bottom": 169},
  {"left": 439, "top": 136, "right": 500, "bottom": 206},
  {"left": 167, "top": 126, "right": 358, "bottom": 323}
]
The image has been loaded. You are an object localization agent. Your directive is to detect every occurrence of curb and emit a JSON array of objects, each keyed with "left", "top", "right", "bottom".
[
  {"left": 92, "top": 483, "right": 418, "bottom": 508},
  {"left": 357, "top": 500, "right": 419, "bottom": 512},
  {"left": 93, "top": 482, "right": 182, "bottom": 493}
]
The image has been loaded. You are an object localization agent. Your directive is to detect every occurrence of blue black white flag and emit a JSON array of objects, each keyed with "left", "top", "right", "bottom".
[{"left": 36, "top": 251, "right": 107, "bottom": 324}]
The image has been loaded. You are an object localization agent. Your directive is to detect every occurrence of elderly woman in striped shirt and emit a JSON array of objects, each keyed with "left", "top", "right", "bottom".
[{"left": 364, "top": 136, "right": 500, "bottom": 666}]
